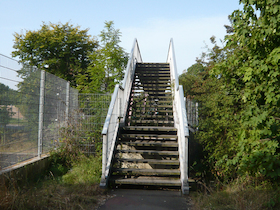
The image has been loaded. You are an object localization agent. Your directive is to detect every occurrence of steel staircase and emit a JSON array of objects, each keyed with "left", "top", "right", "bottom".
[
  {"left": 100, "top": 39, "right": 189, "bottom": 194},
  {"left": 111, "top": 63, "right": 180, "bottom": 187}
]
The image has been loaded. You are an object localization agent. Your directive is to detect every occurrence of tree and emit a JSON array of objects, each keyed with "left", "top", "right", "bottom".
[
  {"left": 77, "top": 21, "right": 128, "bottom": 93},
  {"left": 211, "top": 0, "right": 280, "bottom": 180},
  {"left": 12, "top": 22, "right": 97, "bottom": 87},
  {"left": 182, "top": 38, "right": 242, "bottom": 180},
  {"left": 179, "top": 63, "right": 205, "bottom": 98}
]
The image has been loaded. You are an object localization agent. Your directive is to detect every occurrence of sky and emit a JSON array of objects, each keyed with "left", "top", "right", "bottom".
[{"left": 0, "top": 0, "right": 243, "bottom": 88}]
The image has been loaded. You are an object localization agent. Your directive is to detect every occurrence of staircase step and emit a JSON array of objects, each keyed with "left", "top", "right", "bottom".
[
  {"left": 133, "top": 84, "right": 171, "bottom": 88},
  {"left": 147, "top": 95, "right": 172, "bottom": 99},
  {"left": 131, "top": 102, "right": 173, "bottom": 106},
  {"left": 120, "top": 134, "right": 177, "bottom": 140},
  {"left": 130, "top": 115, "right": 173, "bottom": 121},
  {"left": 132, "top": 87, "right": 171, "bottom": 90},
  {"left": 134, "top": 104, "right": 172, "bottom": 108},
  {"left": 134, "top": 80, "right": 171, "bottom": 84},
  {"left": 129, "top": 114, "right": 173, "bottom": 118},
  {"left": 132, "top": 113, "right": 173, "bottom": 119},
  {"left": 112, "top": 177, "right": 181, "bottom": 186},
  {"left": 138, "top": 74, "right": 170, "bottom": 81},
  {"left": 118, "top": 149, "right": 179, "bottom": 156},
  {"left": 119, "top": 141, "right": 178, "bottom": 147},
  {"left": 130, "top": 94, "right": 172, "bottom": 99},
  {"left": 115, "top": 158, "right": 179, "bottom": 165},
  {"left": 136, "top": 66, "right": 169, "bottom": 69},
  {"left": 123, "top": 126, "right": 176, "bottom": 132},
  {"left": 132, "top": 109, "right": 173, "bottom": 114},
  {"left": 113, "top": 168, "right": 180, "bottom": 175},
  {"left": 135, "top": 78, "right": 170, "bottom": 82},
  {"left": 137, "top": 63, "right": 169, "bottom": 67},
  {"left": 132, "top": 90, "right": 172, "bottom": 95},
  {"left": 129, "top": 120, "right": 174, "bottom": 125},
  {"left": 135, "top": 72, "right": 170, "bottom": 76}
]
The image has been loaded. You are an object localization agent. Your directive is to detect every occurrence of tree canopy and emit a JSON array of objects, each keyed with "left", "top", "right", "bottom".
[
  {"left": 12, "top": 22, "right": 97, "bottom": 87},
  {"left": 77, "top": 21, "right": 128, "bottom": 93}
]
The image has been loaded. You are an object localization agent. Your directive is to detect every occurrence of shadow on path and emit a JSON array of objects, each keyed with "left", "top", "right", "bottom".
[{"left": 97, "top": 189, "right": 193, "bottom": 210}]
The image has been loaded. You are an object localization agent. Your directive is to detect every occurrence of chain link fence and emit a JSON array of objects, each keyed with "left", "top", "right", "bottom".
[{"left": 0, "top": 54, "right": 110, "bottom": 170}]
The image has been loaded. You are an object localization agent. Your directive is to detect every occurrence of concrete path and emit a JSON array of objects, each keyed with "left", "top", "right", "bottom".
[{"left": 97, "top": 189, "right": 193, "bottom": 210}]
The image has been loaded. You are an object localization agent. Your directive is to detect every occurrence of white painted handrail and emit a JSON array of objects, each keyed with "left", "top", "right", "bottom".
[
  {"left": 100, "top": 39, "right": 142, "bottom": 187},
  {"left": 167, "top": 38, "right": 190, "bottom": 194}
]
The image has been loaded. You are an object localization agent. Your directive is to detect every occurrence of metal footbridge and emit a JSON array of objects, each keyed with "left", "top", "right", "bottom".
[{"left": 100, "top": 39, "right": 189, "bottom": 194}]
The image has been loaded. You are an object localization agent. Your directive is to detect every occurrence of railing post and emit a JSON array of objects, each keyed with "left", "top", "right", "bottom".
[
  {"left": 196, "top": 102, "right": 199, "bottom": 127},
  {"left": 38, "top": 70, "right": 45, "bottom": 158},
  {"left": 65, "top": 81, "right": 70, "bottom": 123},
  {"left": 100, "top": 133, "right": 108, "bottom": 187},
  {"left": 182, "top": 137, "right": 189, "bottom": 194}
]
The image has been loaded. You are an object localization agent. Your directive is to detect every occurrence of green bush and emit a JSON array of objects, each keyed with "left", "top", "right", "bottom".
[{"left": 62, "top": 155, "right": 102, "bottom": 185}]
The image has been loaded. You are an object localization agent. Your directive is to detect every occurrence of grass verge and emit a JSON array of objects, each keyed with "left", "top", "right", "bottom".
[
  {"left": 0, "top": 154, "right": 106, "bottom": 210},
  {"left": 191, "top": 178, "right": 280, "bottom": 210}
]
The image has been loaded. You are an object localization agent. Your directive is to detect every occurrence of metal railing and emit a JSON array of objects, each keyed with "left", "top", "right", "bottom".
[
  {"left": 100, "top": 39, "right": 142, "bottom": 186},
  {"left": 167, "top": 39, "right": 190, "bottom": 194}
]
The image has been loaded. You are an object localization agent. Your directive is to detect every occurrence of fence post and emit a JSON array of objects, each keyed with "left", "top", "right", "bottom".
[
  {"left": 38, "top": 70, "right": 45, "bottom": 158},
  {"left": 65, "top": 81, "right": 70, "bottom": 123}
]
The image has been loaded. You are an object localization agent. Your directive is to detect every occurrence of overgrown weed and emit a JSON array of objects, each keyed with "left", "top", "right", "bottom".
[
  {"left": 62, "top": 155, "right": 102, "bottom": 185},
  {"left": 0, "top": 154, "right": 105, "bottom": 210},
  {"left": 0, "top": 178, "right": 105, "bottom": 209},
  {"left": 192, "top": 177, "right": 280, "bottom": 210}
]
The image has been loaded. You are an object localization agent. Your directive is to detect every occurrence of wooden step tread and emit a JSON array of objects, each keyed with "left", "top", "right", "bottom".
[
  {"left": 134, "top": 80, "right": 171, "bottom": 84},
  {"left": 135, "top": 75, "right": 170, "bottom": 78},
  {"left": 134, "top": 104, "right": 172, "bottom": 108},
  {"left": 121, "top": 134, "right": 177, "bottom": 139},
  {"left": 119, "top": 141, "right": 178, "bottom": 147},
  {"left": 131, "top": 95, "right": 172, "bottom": 99},
  {"left": 131, "top": 115, "right": 173, "bottom": 119},
  {"left": 132, "top": 113, "right": 173, "bottom": 119},
  {"left": 133, "top": 84, "right": 171, "bottom": 88},
  {"left": 130, "top": 111, "right": 173, "bottom": 115},
  {"left": 146, "top": 95, "right": 172, "bottom": 99},
  {"left": 129, "top": 120, "right": 174, "bottom": 124},
  {"left": 115, "top": 158, "right": 179, "bottom": 165},
  {"left": 133, "top": 87, "right": 171, "bottom": 90},
  {"left": 136, "top": 67, "right": 169, "bottom": 70},
  {"left": 131, "top": 100, "right": 173, "bottom": 105},
  {"left": 123, "top": 126, "right": 176, "bottom": 131},
  {"left": 112, "top": 177, "right": 181, "bottom": 186},
  {"left": 113, "top": 168, "right": 180, "bottom": 175},
  {"left": 135, "top": 78, "right": 170, "bottom": 82},
  {"left": 118, "top": 149, "right": 179, "bottom": 155},
  {"left": 132, "top": 90, "right": 172, "bottom": 94}
]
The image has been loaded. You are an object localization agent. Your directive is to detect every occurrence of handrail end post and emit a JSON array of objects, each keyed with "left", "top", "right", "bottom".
[
  {"left": 182, "top": 181, "right": 190, "bottom": 195},
  {"left": 99, "top": 178, "right": 107, "bottom": 188},
  {"left": 100, "top": 133, "right": 108, "bottom": 187}
]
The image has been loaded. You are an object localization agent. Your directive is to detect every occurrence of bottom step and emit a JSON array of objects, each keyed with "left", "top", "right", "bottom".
[{"left": 112, "top": 177, "right": 181, "bottom": 186}]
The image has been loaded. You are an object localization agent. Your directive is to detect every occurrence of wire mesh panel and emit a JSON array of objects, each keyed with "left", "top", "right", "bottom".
[
  {"left": 0, "top": 55, "right": 40, "bottom": 169},
  {"left": 0, "top": 54, "right": 111, "bottom": 170},
  {"left": 76, "top": 94, "right": 111, "bottom": 155},
  {"left": 40, "top": 71, "right": 79, "bottom": 154}
]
